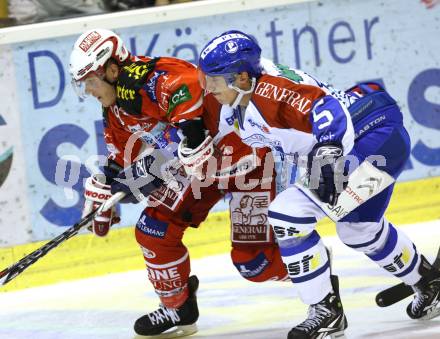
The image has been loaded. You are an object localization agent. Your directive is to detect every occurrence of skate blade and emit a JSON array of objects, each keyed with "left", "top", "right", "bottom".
[
  {"left": 134, "top": 323, "right": 197, "bottom": 339},
  {"left": 419, "top": 307, "right": 440, "bottom": 321},
  {"left": 328, "top": 330, "right": 346, "bottom": 339}
]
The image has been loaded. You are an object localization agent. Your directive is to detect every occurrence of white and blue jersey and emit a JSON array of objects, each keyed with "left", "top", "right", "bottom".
[{"left": 234, "top": 60, "right": 417, "bottom": 306}]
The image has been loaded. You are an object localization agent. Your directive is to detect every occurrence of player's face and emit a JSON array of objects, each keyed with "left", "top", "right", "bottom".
[
  {"left": 199, "top": 73, "right": 238, "bottom": 105},
  {"left": 84, "top": 74, "right": 116, "bottom": 107}
]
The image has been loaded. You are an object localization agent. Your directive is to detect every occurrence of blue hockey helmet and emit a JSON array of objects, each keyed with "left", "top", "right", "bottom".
[{"left": 198, "top": 30, "right": 262, "bottom": 85}]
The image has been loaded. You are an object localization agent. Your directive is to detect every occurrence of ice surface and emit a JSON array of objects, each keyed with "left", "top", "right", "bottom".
[{"left": 1, "top": 221, "right": 439, "bottom": 339}]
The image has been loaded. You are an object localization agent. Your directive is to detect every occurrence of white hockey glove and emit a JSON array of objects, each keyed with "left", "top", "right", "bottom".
[
  {"left": 82, "top": 174, "right": 120, "bottom": 237},
  {"left": 178, "top": 133, "right": 215, "bottom": 180}
]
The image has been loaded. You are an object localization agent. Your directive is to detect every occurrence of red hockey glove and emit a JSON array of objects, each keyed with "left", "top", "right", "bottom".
[
  {"left": 178, "top": 133, "right": 217, "bottom": 180},
  {"left": 82, "top": 174, "right": 120, "bottom": 237}
]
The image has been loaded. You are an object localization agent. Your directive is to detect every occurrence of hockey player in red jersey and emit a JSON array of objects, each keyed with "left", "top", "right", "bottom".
[
  {"left": 197, "top": 30, "right": 440, "bottom": 339},
  {"left": 69, "top": 28, "right": 290, "bottom": 338}
]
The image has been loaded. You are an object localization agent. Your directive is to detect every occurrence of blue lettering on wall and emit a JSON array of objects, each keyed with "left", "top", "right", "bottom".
[
  {"left": 38, "top": 124, "right": 90, "bottom": 226},
  {"left": 173, "top": 27, "right": 198, "bottom": 64},
  {"left": 129, "top": 33, "right": 159, "bottom": 56},
  {"left": 29, "top": 50, "right": 65, "bottom": 109},
  {"left": 408, "top": 68, "right": 440, "bottom": 166},
  {"left": 364, "top": 17, "right": 379, "bottom": 60},
  {"left": 293, "top": 25, "right": 320, "bottom": 68},
  {"left": 292, "top": 17, "right": 378, "bottom": 69},
  {"left": 95, "top": 120, "right": 107, "bottom": 157},
  {"left": 328, "top": 21, "right": 355, "bottom": 64},
  {"left": 266, "top": 20, "right": 283, "bottom": 64}
]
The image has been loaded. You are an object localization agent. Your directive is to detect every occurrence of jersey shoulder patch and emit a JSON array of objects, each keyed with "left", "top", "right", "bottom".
[
  {"left": 275, "top": 63, "right": 305, "bottom": 83},
  {"left": 116, "top": 58, "right": 159, "bottom": 115}
]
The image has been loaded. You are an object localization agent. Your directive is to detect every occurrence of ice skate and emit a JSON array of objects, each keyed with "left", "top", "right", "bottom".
[
  {"left": 134, "top": 275, "right": 199, "bottom": 338},
  {"left": 407, "top": 255, "right": 440, "bottom": 320},
  {"left": 288, "top": 275, "right": 347, "bottom": 339}
]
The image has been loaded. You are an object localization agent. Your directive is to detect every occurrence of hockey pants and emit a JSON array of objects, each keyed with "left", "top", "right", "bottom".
[
  {"left": 268, "top": 112, "right": 422, "bottom": 304},
  {"left": 136, "top": 187, "right": 287, "bottom": 308}
]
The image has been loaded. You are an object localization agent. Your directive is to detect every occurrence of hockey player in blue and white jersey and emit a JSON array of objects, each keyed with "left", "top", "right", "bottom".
[{"left": 194, "top": 30, "right": 440, "bottom": 339}]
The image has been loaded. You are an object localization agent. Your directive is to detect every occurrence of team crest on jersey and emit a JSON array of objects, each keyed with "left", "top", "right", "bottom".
[{"left": 276, "top": 64, "right": 303, "bottom": 83}]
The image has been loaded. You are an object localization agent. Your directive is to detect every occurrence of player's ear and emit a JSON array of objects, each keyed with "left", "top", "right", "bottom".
[{"left": 105, "top": 60, "right": 120, "bottom": 84}]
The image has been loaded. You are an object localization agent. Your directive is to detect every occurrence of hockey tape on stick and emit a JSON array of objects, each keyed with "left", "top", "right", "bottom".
[
  {"left": 296, "top": 161, "right": 395, "bottom": 222},
  {"left": 0, "top": 192, "right": 125, "bottom": 286}
]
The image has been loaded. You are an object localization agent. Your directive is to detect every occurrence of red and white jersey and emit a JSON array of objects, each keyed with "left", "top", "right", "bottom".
[
  {"left": 202, "top": 93, "right": 269, "bottom": 180},
  {"left": 203, "top": 93, "right": 295, "bottom": 193},
  {"left": 234, "top": 59, "right": 356, "bottom": 157},
  {"left": 116, "top": 56, "right": 204, "bottom": 124},
  {"left": 102, "top": 56, "right": 204, "bottom": 167},
  {"left": 101, "top": 57, "right": 277, "bottom": 212}
]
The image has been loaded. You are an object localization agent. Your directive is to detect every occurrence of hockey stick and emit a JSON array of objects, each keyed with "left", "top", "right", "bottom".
[
  {"left": 0, "top": 192, "right": 125, "bottom": 286},
  {"left": 375, "top": 246, "right": 440, "bottom": 307}
]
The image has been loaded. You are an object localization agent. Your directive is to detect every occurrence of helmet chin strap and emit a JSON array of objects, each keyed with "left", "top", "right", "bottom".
[{"left": 228, "top": 77, "right": 256, "bottom": 109}]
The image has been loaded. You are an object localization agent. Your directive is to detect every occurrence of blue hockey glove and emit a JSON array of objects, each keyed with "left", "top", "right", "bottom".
[
  {"left": 307, "top": 142, "right": 345, "bottom": 206},
  {"left": 103, "top": 159, "right": 123, "bottom": 184},
  {"left": 111, "top": 154, "right": 164, "bottom": 204}
]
